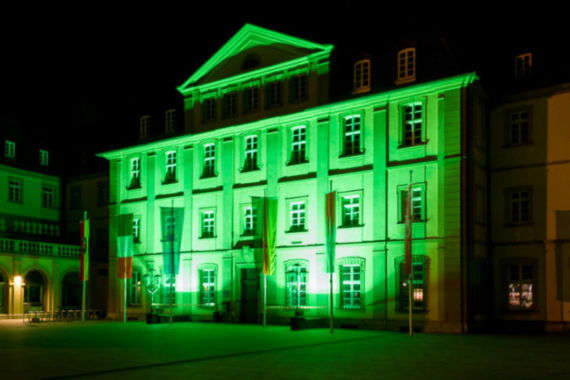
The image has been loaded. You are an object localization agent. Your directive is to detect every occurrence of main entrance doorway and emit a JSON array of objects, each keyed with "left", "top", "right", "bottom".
[{"left": 240, "top": 268, "right": 259, "bottom": 324}]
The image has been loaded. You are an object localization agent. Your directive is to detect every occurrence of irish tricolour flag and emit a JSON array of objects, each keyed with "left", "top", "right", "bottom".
[{"left": 117, "top": 213, "right": 134, "bottom": 279}]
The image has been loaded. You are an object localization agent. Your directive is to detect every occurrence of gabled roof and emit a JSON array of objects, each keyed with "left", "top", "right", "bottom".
[{"left": 176, "top": 24, "right": 333, "bottom": 95}]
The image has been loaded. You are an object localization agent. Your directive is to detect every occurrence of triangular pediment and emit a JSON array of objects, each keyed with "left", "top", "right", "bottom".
[{"left": 177, "top": 24, "right": 333, "bottom": 94}]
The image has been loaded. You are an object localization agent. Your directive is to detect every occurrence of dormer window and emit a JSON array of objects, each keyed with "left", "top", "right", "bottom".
[
  {"left": 39, "top": 149, "right": 49, "bottom": 166},
  {"left": 397, "top": 48, "right": 416, "bottom": 84},
  {"left": 165, "top": 109, "right": 176, "bottom": 133},
  {"left": 5, "top": 140, "right": 15, "bottom": 159},
  {"left": 140, "top": 115, "right": 150, "bottom": 139},
  {"left": 515, "top": 53, "right": 532, "bottom": 78},
  {"left": 203, "top": 98, "right": 217, "bottom": 122},
  {"left": 353, "top": 59, "right": 371, "bottom": 94},
  {"left": 290, "top": 74, "right": 308, "bottom": 103},
  {"left": 223, "top": 92, "right": 238, "bottom": 119}
]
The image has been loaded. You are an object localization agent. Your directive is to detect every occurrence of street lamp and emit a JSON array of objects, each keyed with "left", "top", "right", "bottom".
[{"left": 143, "top": 268, "right": 161, "bottom": 315}]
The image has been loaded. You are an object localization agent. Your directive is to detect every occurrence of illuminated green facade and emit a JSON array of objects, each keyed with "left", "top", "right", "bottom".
[{"left": 100, "top": 24, "right": 487, "bottom": 332}]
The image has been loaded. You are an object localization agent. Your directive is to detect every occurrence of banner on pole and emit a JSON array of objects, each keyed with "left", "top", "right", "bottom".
[
  {"left": 117, "top": 213, "right": 134, "bottom": 279},
  {"left": 80, "top": 218, "right": 90, "bottom": 281},
  {"left": 325, "top": 191, "right": 336, "bottom": 273},
  {"left": 404, "top": 184, "right": 412, "bottom": 277},
  {"left": 160, "top": 207, "right": 184, "bottom": 276},
  {"left": 253, "top": 197, "right": 277, "bottom": 276}
]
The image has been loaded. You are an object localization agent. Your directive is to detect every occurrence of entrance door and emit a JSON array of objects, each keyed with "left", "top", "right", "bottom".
[{"left": 240, "top": 268, "right": 259, "bottom": 323}]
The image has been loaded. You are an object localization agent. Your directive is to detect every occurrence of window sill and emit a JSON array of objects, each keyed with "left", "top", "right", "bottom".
[
  {"left": 162, "top": 179, "right": 178, "bottom": 185},
  {"left": 287, "top": 160, "right": 309, "bottom": 166},
  {"left": 398, "top": 141, "right": 427, "bottom": 149},
  {"left": 240, "top": 167, "right": 260, "bottom": 173},
  {"left": 338, "top": 224, "right": 364, "bottom": 229},
  {"left": 200, "top": 174, "right": 217, "bottom": 180},
  {"left": 397, "top": 219, "right": 427, "bottom": 224},
  {"left": 199, "top": 235, "right": 217, "bottom": 239},
  {"left": 241, "top": 231, "right": 255, "bottom": 237},
  {"left": 286, "top": 228, "right": 308, "bottom": 234},
  {"left": 339, "top": 150, "right": 365, "bottom": 158},
  {"left": 127, "top": 185, "right": 142, "bottom": 191}
]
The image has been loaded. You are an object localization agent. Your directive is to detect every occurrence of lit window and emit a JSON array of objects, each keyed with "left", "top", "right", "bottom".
[
  {"left": 42, "top": 185, "right": 55, "bottom": 208},
  {"left": 202, "top": 210, "right": 215, "bottom": 238},
  {"left": 510, "top": 110, "right": 530, "bottom": 145},
  {"left": 128, "top": 269, "right": 141, "bottom": 305},
  {"left": 9, "top": 179, "right": 22, "bottom": 203},
  {"left": 402, "top": 103, "right": 423, "bottom": 146},
  {"left": 5, "top": 141, "right": 15, "bottom": 159},
  {"left": 223, "top": 92, "right": 238, "bottom": 119},
  {"left": 243, "top": 135, "right": 258, "bottom": 172},
  {"left": 290, "top": 126, "right": 307, "bottom": 164},
  {"left": 291, "top": 74, "right": 307, "bottom": 102},
  {"left": 199, "top": 267, "right": 216, "bottom": 307},
  {"left": 129, "top": 157, "right": 141, "bottom": 189},
  {"left": 165, "top": 109, "right": 176, "bottom": 133},
  {"left": 400, "top": 185, "right": 425, "bottom": 222},
  {"left": 243, "top": 206, "right": 257, "bottom": 235},
  {"left": 202, "top": 143, "right": 216, "bottom": 178},
  {"left": 244, "top": 87, "right": 259, "bottom": 113},
  {"left": 140, "top": 116, "right": 150, "bottom": 139},
  {"left": 353, "top": 59, "right": 371, "bottom": 93},
  {"left": 514, "top": 53, "right": 532, "bottom": 78},
  {"left": 399, "top": 259, "right": 426, "bottom": 311},
  {"left": 343, "top": 115, "right": 362, "bottom": 155},
  {"left": 132, "top": 217, "right": 141, "bottom": 243},
  {"left": 342, "top": 195, "right": 360, "bottom": 227},
  {"left": 164, "top": 151, "right": 177, "bottom": 184},
  {"left": 509, "top": 189, "right": 531, "bottom": 224},
  {"left": 397, "top": 48, "right": 416, "bottom": 83},
  {"left": 508, "top": 263, "right": 534, "bottom": 309},
  {"left": 203, "top": 98, "right": 217, "bottom": 122},
  {"left": 267, "top": 81, "right": 282, "bottom": 107},
  {"left": 340, "top": 259, "right": 364, "bottom": 310},
  {"left": 39, "top": 149, "right": 49, "bottom": 166},
  {"left": 285, "top": 262, "right": 308, "bottom": 307},
  {"left": 289, "top": 201, "right": 306, "bottom": 232}
]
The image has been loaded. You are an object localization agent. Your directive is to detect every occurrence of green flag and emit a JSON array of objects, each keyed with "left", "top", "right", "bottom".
[{"left": 253, "top": 197, "right": 278, "bottom": 276}]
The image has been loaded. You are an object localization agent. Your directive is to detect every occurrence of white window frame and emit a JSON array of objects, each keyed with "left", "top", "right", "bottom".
[
  {"left": 289, "top": 200, "right": 306, "bottom": 232},
  {"left": 5, "top": 141, "right": 15, "bottom": 158},
  {"left": 199, "top": 266, "right": 216, "bottom": 307},
  {"left": 203, "top": 143, "right": 216, "bottom": 177},
  {"left": 8, "top": 179, "right": 22, "bottom": 203},
  {"left": 290, "top": 126, "right": 307, "bottom": 164},
  {"left": 402, "top": 102, "right": 424, "bottom": 147},
  {"left": 400, "top": 184, "right": 425, "bottom": 222},
  {"left": 397, "top": 48, "right": 416, "bottom": 84},
  {"left": 243, "top": 206, "right": 257, "bottom": 235},
  {"left": 128, "top": 269, "right": 141, "bottom": 305},
  {"left": 342, "top": 194, "right": 360, "bottom": 227},
  {"left": 339, "top": 258, "right": 365, "bottom": 310},
  {"left": 285, "top": 261, "right": 308, "bottom": 308},
  {"left": 164, "top": 151, "right": 177, "bottom": 183},
  {"left": 132, "top": 217, "right": 141, "bottom": 243},
  {"left": 42, "top": 185, "right": 55, "bottom": 208},
  {"left": 343, "top": 115, "right": 362, "bottom": 155},
  {"left": 129, "top": 157, "right": 141, "bottom": 189},
  {"left": 201, "top": 210, "right": 215, "bottom": 238},
  {"left": 353, "top": 59, "right": 371, "bottom": 93},
  {"left": 243, "top": 135, "right": 258, "bottom": 171},
  {"left": 39, "top": 149, "right": 49, "bottom": 166}
]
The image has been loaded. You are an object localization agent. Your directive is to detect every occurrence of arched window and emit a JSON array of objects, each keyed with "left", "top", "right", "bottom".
[
  {"left": 338, "top": 257, "right": 365, "bottom": 310},
  {"left": 25, "top": 270, "right": 45, "bottom": 308}
]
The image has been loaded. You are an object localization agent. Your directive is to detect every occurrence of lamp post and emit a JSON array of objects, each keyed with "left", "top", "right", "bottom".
[{"left": 143, "top": 268, "right": 161, "bottom": 316}]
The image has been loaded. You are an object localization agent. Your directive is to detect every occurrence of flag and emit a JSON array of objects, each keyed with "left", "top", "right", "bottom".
[
  {"left": 117, "top": 213, "right": 134, "bottom": 279},
  {"left": 80, "top": 218, "right": 90, "bottom": 282},
  {"left": 160, "top": 207, "right": 184, "bottom": 276},
  {"left": 404, "top": 185, "right": 412, "bottom": 277},
  {"left": 325, "top": 191, "right": 336, "bottom": 273},
  {"left": 253, "top": 197, "right": 278, "bottom": 276}
]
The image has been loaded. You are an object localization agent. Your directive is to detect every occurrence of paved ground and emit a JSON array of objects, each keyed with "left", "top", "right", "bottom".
[{"left": 0, "top": 319, "right": 569, "bottom": 380}]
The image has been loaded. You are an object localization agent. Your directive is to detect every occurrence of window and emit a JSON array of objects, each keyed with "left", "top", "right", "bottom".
[
  {"left": 203, "top": 98, "right": 217, "bottom": 122},
  {"left": 164, "top": 151, "right": 177, "bottom": 184},
  {"left": 129, "top": 157, "right": 141, "bottom": 189},
  {"left": 201, "top": 210, "right": 215, "bottom": 238},
  {"left": 397, "top": 48, "right": 416, "bottom": 84},
  {"left": 402, "top": 102, "right": 424, "bottom": 146},
  {"left": 267, "top": 81, "right": 282, "bottom": 108},
  {"left": 243, "top": 206, "right": 257, "bottom": 235},
  {"left": 509, "top": 110, "right": 530, "bottom": 145},
  {"left": 343, "top": 115, "right": 362, "bottom": 155},
  {"left": 202, "top": 143, "right": 216, "bottom": 178},
  {"left": 5, "top": 140, "right": 15, "bottom": 159},
  {"left": 42, "top": 186, "right": 55, "bottom": 208},
  {"left": 514, "top": 53, "right": 532, "bottom": 78},
  {"left": 165, "top": 109, "right": 176, "bottom": 133},
  {"left": 285, "top": 261, "right": 308, "bottom": 308},
  {"left": 244, "top": 87, "right": 259, "bottom": 113},
  {"left": 400, "top": 184, "right": 425, "bottom": 222},
  {"left": 289, "top": 201, "right": 306, "bottom": 232},
  {"left": 162, "top": 276, "right": 177, "bottom": 306},
  {"left": 199, "top": 267, "right": 216, "bottom": 307},
  {"left": 223, "top": 92, "right": 238, "bottom": 119},
  {"left": 353, "top": 59, "right": 371, "bottom": 93},
  {"left": 290, "top": 126, "right": 307, "bottom": 164},
  {"left": 398, "top": 258, "right": 427, "bottom": 311},
  {"left": 243, "top": 135, "right": 258, "bottom": 171},
  {"left": 9, "top": 179, "right": 22, "bottom": 203},
  {"left": 342, "top": 195, "right": 360, "bottom": 227},
  {"left": 291, "top": 74, "right": 307, "bottom": 102},
  {"left": 133, "top": 217, "right": 141, "bottom": 243},
  {"left": 508, "top": 188, "right": 532, "bottom": 224},
  {"left": 70, "top": 185, "right": 81, "bottom": 210},
  {"left": 39, "top": 149, "right": 49, "bottom": 166},
  {"left": 508, "top": 263, "right": 534, "bottom": 310},
  {"left": 339, "top": 258, "right": 364, "bottom": 310},
  {"left": 128, "top": 269, "right": 141, "bottom": 306},
  {"left": 140, "top": 116, "right": 150, "bottom": 139}
]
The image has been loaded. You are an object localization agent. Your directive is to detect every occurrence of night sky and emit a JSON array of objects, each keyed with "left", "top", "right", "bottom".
[{"left": 0, "top": 3, "right": 564, "bottom": 155}]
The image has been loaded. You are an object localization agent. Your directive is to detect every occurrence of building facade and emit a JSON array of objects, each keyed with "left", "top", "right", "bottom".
[{"left": 100, "top": 25, "right": 488, "bottom": 332}]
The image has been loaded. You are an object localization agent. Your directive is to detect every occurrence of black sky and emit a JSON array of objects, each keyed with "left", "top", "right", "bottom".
[{"left": 1, "top": 3, "right": 565, "bottom": 151}]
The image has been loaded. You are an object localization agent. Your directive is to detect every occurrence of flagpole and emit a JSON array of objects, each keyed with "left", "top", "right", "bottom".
[
  {"left": 329, "top": 181, "right": 334, "bottom": 334},
  {"left": 263, "top": 195, "right": 267, "bottom": 329},
  {"left": 409, "top": 170, "right": 413, "bottom": 337},
  {"left": 170, "top": 201, "right": 174, "bottom": 326},
  {"left": 81, "top": 211, "right": 87, "bottom": 322},
  {"left": 263, "top": 273, "right": 267, "bottom": 328}
]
